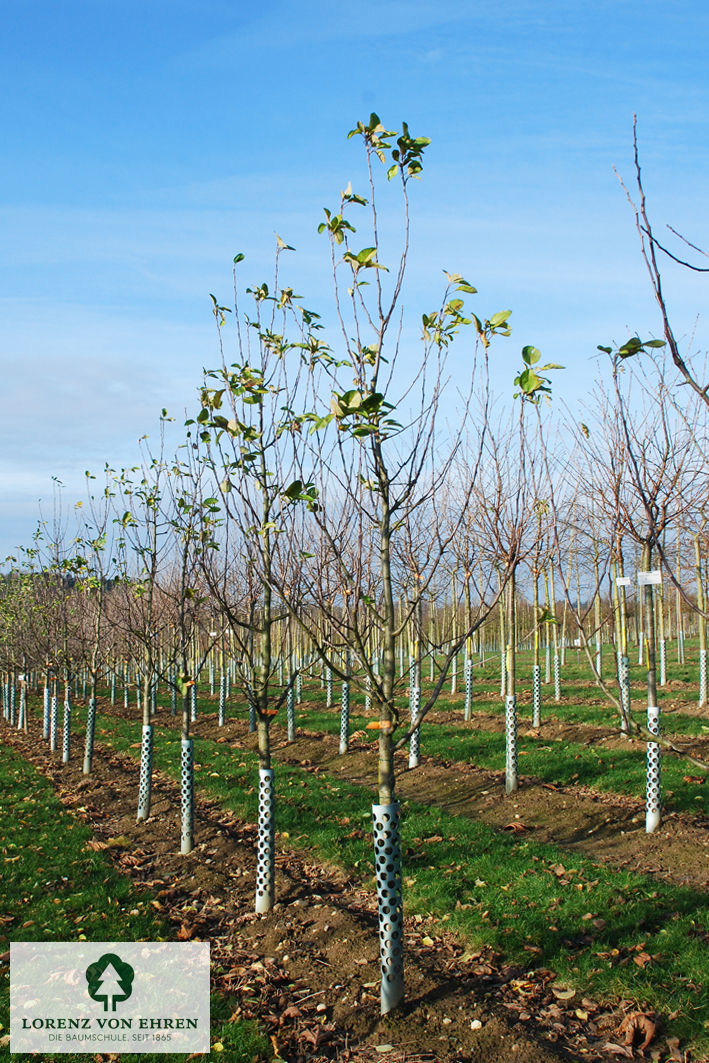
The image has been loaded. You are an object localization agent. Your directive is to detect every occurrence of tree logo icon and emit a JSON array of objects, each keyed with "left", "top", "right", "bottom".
[{"left": 85, "top": 953, "right": 135, "bottom": 1011}]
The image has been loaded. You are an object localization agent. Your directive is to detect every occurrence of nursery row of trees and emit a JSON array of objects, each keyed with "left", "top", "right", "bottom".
[{"left": 3, "top": 116, "right": 708, "bottom": 1014}]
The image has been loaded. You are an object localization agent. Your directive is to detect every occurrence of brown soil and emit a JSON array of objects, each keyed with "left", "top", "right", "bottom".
[{"left": 2, "top": 724, "right": 685, "bottom": 1063}]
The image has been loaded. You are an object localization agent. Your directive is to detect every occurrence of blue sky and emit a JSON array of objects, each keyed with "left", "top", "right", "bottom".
[{"left": 2, "top": 0, "right": 708, "bottom": 556}]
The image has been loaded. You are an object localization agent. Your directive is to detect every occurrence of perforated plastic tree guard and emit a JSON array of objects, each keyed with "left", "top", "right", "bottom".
[
  {"left": 62, "top": 699, "right": 71, "bottom": 764},
  {"left": 17, "top": 687, "right": 26, "bottom": 730},
  {"left": 700, "top": 649, "right": 707, "bottom": 707},
  {"left": 256, "top": 768, "right": 275, "bottom": 914},
  {"left": 618, "top": 653, "right": 631, "bottom": 730},
  {"left": 659, "top": 638, "right": 666, "bottom": 687},
  {"left": 218, "top": 674, "right": 226, "bottom": 727},
  {"left": 287, "top": 684, "right": 295, "bottom": 743},
  {"left": 49, "top": 694, "right": 58, "bottom": 752},
  {"left": 43, "top": 686, "right": 50, "bottom": 740},
  {"left": 450, "top": 652, "right": 457, "bottom": 695},
  {"left": 532, "top": 664, "right": 542, "bottom": 728},
  {"left": 372, "top": 802, "right": 404, "bottom": 1014},
  {"left": 505, "top": 694, "right": 518, "bottom": 794},
  {"left": 110, "top": 671, "right": 116, "bottom": 704},
  {"left": 339, "top": 681, "right": 350, "bottom": 754},
  {"left": 181, "top": 737, "right": 195, "bottom": 854},
  {"left": 408, "top": 686, "right": 420, "bottom": 769},
  {"left": 464, "top": 657, "right": 473, "bottom": 722},
  {"left": 326, "top": 667, "right": 333, "bottom": 708},
  {"left": 83, "top": 697, "right": 97, "bottom": 774},
  {"left": 137, "top": 724, "right": 154, "bottom": 821},
  {"left": 646, "top": 704, "right": 661, "bottom": 833},
  {"left": 553, "top": 653, "right": 561, "bottom": 702},
  {"left": 190, "top": 684, "right": 197, "bottom": 723}
]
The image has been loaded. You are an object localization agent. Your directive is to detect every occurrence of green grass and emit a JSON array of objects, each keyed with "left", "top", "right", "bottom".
[
  {"left": 64, "top": 702, "right": 709, "bottom": 1054},
  {"left": 0, "top": 746, "right": 271, "bottom": 1063}
]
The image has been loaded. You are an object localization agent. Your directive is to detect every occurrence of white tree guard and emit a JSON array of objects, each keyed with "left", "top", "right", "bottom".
[
  {"left": 645, "top": 705, "right": 661, "bottom": 834},
  {"left": 450, "top": 652, "right": 457, "bottom": 695},
  {"left": 255, "top": 768, "right": 275, "bottom": 914},
  {"left": 505, "top": 694, "right": 518, "bottom": 794},
  {"left": 699, "top": 649, "right": 707, "bottom": 708},
  {"left": 43, "top": 686, "right": 50, "bottom": 740},
  {"left": 180, "top": 737, "right": 195, "bottom": 855},
  {"left": 532, "top": 664, "right": 541, "bottom": 728},
  {"left": 638, "top": 634, "right": 644, "bottom": 668},
  {"left": 339, "top": 681, "right": 350, "bottom": 755},
  {"left": 287, "top": 684, "right": 296, "bottom": 743},
  {"left": 372, "top": 802, "right": 404, "bottom": 1015},
  {"left": 326, "top": 667, "right": 333, "bottom": 708},
  {"left": 659, "top": 639, "right": 666, "bottom": 687},
  {"left": 464, "top": 656, "right": 473, "bottom": 722},
  {"left": 17, "top": 686, "right": 26, "bottom": 730},
  {"left": 553, "top": 653, "right": 561, "bottom": 702},
  {"left": 62, "top": 699, "right": 71, "bottom": 764},
  {"left": 408, "top": 686, "right": 421, "bottom": 769},
  {"left": 136, "top": 724, "right": 154, "bottom": 821},
  {"left": 247, "top": 684, "right": 257, "bottom": 733},
  {"left": 218, "top": 674, "right": 226, "bottom": 726},
  {"left": 618, "top": 653, "right": 631, "bottom": 731},
  {"left": 190, "top": 684, "right": 197, "bottom": 723},
  {"left": 49, "top": 693, "right": 58, "bottom": 752},
  {"left": 110, "top": 671, "right": 116, "bottom": 705},
  {"left": 83, "top": 697, "right": 97, "bottom": 774}
]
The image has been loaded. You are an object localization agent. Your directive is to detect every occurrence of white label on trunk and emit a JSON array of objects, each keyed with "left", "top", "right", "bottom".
[{"left": 638, "top": 570, "right": 662, "bottom": 586}]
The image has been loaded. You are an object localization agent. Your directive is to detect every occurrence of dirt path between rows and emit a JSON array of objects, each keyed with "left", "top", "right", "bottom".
[{"left": 2, "top": 723, "right": 684, "bottom": 1063}]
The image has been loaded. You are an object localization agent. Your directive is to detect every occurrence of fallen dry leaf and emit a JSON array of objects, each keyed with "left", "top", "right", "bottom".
[
  {"left": 552, "top": 986, "right": 576, "bottom": 1000},
  {"left": 602, "top": 1042, "right": 633, "bottom": 1058},
  {"left": 618, "top": 1011, "right": 657, "bottom": 1051}
]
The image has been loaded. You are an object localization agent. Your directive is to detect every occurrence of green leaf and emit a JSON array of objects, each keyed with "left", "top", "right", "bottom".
[{"left": 522, "top": 345, "right": 541, "bottom": 366}]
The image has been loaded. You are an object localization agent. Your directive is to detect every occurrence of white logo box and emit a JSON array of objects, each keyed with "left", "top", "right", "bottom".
[{"left": 11, "top": 942, "right": 210, "bottom": 1054}]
